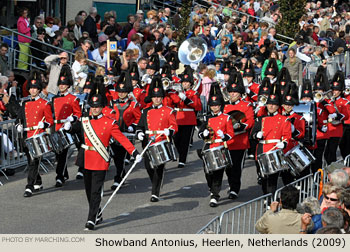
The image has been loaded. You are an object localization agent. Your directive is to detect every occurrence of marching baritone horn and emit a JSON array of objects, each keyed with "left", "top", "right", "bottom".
[
  {"left": 313, "top": 90, "right": 332, "bottom": 103},
  {"left": 257, "top": 95, "right": 267, "bottom": 106},
  {"left": 161, "top": 77, "right": 172, "bottom": 90},
  {"left": 141, "top": 74, "right": 151, "bottom": 87}
]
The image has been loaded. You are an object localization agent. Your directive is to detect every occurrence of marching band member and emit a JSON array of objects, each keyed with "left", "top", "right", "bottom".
[
  {"left": 110, "top": 72, "right": 141, "bottom": 190},
  {"left": 172, "top": 71, "right": 202, "bottom": 168},
  {"left": 143, "top": 53, "right": 160, "bottom": 93},
  {"left": 324, "top": 71, "right": 350, "bottom": 165},
  {"left": 198, "top": 84, "right": 234, "bottom": 207},
  {"left": 251, "top": 83, "right": 292, "bottom": 195},
  {"left": 136, "top": 76, "right": 178, "bottom": 202},
  {"left": 280, "top": 82, "right": 307, "bottom": 184},
  {"left": 51, "top": 67, "right": 81, "bottom": 187},
  {"left": 224, "top": 72, "right": 254, "bottom": 199},
  {"left": 7, "top": 71, "right": 54, "bottom": 197},
  {"left": 165, "top": 51, "right": 180, "bottom": 83},
  {"left": 255, "top": 77, "right": 272, "bottom": 117},
  {"left": 129, "top": 62, "right": 147, "bottom": 109},
  {"left": 276, "top": 67, "right": 291, "bottom": 96},
  {"left": 309, "top": 70, "right": 336, "bottom": 173},
  {"left": 71, "top": 92, "right": 141, "bottom": 230},
  {"left": 263, "top": 59, "right": 279, "bottom": 83},
  {"left": 243, "top": 61, "right": 259, "bottom": 104}
]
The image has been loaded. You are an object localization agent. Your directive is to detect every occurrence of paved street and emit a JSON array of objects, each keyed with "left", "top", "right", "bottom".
[{"left": 0, "top": 136, "right": 263, "bottom": 234}]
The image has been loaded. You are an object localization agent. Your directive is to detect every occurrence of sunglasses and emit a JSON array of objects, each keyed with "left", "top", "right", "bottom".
[
  {"left": 60, "top": 57, "right": 68, "bottom": 60},
  {"left": 324, "top": 194, "right": 338, "bottom": 202}
]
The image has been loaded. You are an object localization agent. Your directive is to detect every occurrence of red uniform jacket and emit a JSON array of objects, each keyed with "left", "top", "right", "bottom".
[
  {"left": 136, "top": 104, "right": 178, "bottom": 144},
  {"left": 133, "top": 86, "right": 147, "bottom": 109},
  {"left": 112, "top": 99, "right": 141, "bottom": 132},
  {"left": 52, "top": 92, "right": 81, "bottom": 131},
  {"left": 22, "top": 96, "right": 54, "bottom": 138},
  {"left": 224, "top": 99, "right": 255, "bottom": 150},
  {"left": 251, "top": 111, "right": 292, "bottom": 157},
  {"left": 327, "top": 97, "right": 350, "bottom": 138},
  {"left": 316, "top": 101, "right": 336, "bottom": 140},
  {"left": 247, "top": 82, "right": 260, "bottom": 103},
  {"left": 283, "top": 110, "right": 305, "bottom": 152},
  {"left": 198, "top": 112, "right": 234, "bottom": 149},
  {"left": 172, "top": 89, "right": 202, "bottom": 125},
  {"left": 80, "top": 114, "right": 136, "bottom": 170}
]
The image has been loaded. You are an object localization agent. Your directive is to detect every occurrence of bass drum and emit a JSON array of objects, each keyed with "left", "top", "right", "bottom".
[{"left": 293, "top": 101, "right": 316, "bottom": 146}]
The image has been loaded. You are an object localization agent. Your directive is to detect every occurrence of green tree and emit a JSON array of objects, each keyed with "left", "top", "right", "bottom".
[
  {"left": 276, "top": 0, "right": 306, "bottom": 39},
  {"left": 176, "top": 0, "right": 192, "bottom": 44}
]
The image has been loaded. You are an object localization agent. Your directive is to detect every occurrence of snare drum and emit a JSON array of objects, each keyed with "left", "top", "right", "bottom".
[
  {"left": 285, "top": 145, "right": 316, "bottom": 176},
  {"left": 146, "top": 140, "right": 173, "bottom": 168},
  {"left": 257, "top": 149, "right": 288, "bottom": 177},
  {"left": 25, "top": 132, "right": 53, "bottom": 159},
  {"left": 202, "top": 146, "right": 231, "bottom": 174},
  {"left": 51, "top": 128, "right": 79, "bottom": 153}
]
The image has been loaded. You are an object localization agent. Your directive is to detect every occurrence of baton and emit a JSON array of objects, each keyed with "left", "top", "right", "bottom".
[{"left": 99, "top": 136, "right": 155, "bottom": 215}]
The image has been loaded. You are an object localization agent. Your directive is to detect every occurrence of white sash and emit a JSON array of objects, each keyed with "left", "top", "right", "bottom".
[{"left": 82, "top": 116, "right": 110, "bottom": 162}]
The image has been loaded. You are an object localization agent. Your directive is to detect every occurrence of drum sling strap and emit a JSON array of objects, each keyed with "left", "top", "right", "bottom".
[
  {"left": 82, "top": 116, "right": 110, "bottom": 162},
  {"left": 114, "top": 101, "right": 131, "bottom": 132}
]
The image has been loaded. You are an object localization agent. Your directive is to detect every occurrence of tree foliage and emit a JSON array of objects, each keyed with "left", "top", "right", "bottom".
[
  {"left": 176, "top": 0, "right": 192, "bottom": 44},
  {"left": 276, "top": 0, "right": 307, "bottom": 39}
]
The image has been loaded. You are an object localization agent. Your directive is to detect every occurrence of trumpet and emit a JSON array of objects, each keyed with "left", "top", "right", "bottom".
[
  {"left": 162, "top": 77, "right": 172, "bottom": 90},
  {"left": 257, "top": 95, "right": 267, "bottom": 105},
  {"left": 345, "top": 87, "right": 350, "bottom": 95},
  {"left": 104, "top": 76, "right": 118, "bottom": 85},
  {"left": 141, "top": 74, "right": 151, "bottom": 87},
  {"left": 313, "top": 90, "right": 332, "bottom": 103}
]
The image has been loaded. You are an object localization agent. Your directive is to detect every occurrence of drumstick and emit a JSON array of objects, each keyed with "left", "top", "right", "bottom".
[
  {"left": 266, "top": 139, "right": 287, "bottom": 153},
  {"left": 59, "top": 113, "right": 74, "bottom": 129},
  {"left": 33, "top": 116, "right": 46, "bottom": 136},
  {"left": 155, "top": 125, "right": 174, "bottom": 141}
]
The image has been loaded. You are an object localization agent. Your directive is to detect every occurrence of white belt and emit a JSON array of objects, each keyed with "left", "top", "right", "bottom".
[
  {"left": 54, "top": 119, "right": 68, "bottom": 124},
  {"left": 323, "top": 120, "right": 328, "bottom": 123},
  {"left": 174, "top": 108, "right": 194, "bottom": 112},
  {"left": 259, "top": 139, "right": 281, "bottom": 144},
  {"left": 205, "top": 139, "right": 223, "bottom": 143},
  {"left": 146, "top": 130, "right": 165, "bottom": 135},
  {"left": 24, "top": 126, "right": 39, "bottom": 131},
  {"left": 81, "top": 144, "right": 96, "bottom": 151}
]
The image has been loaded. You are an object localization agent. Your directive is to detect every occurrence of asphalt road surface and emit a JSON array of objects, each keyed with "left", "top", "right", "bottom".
[{"left": 0, "top": 135, "right": 264, "bottom": 234}]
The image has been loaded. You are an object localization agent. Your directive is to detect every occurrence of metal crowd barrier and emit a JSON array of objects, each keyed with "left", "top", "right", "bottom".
[
  {"left": 219, "top": 193, "right": 272, "bottom": 234},
  {"left": 274, "top": 173, "right": 314, "bottom": 203},
  {"left": 196, "top": 216, "right": 221, "bottom": 234},
  {"left": 0, "top": 119, "right": 27, "bottom": 185},
  {"left": 304, "top": 51, "right": 350, "bottom": 85}
]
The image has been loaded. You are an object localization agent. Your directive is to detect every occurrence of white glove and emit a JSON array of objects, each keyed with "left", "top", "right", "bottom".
[
  {"left": 66, "top": 116, "right": 74, "bottom": 122},
  {"left": 137, "top": 132, "right": 145, "bottom": 141},
  {"left": 64, "top": 122, "right": 71, "bottom": 131},
  {"left": 233, "top": 123, "right": 240, "bottom": 130},
  {"left": 291, "top": 124, "right": 295, "bottom": 133},
  {"left": 164, "top": 128, "right": 170, "bottom": 136},
  {"left": 217, "top": 129, "right": 224, "bottom": 139},
  {"left": 38, "top": 121, "right": 45, "bottom": 129},
  {"left": 135, "top": 154, "right": 142, "bottom": 163},
  {"left": 178, "top": 92, "right": 186, "bottom": 100},
  {"left": 321, "top": 125, "right": 328, "bottom": 133},
  {"left": 276, "top": 142, "right": 285, "bottom": 149},
  {"left": 329, "top": 113, "right": 337, "bottom": 119},
  {"left": 128, "top": 126, "right": 134, "bottom": 132},
  {"left": 203, "top": 129, "right": 210, "bottom": 137},
  {"left": 16, "top": 124, "right": 23, "bottom": 133},
  {"left": 256, "top": 131, "right": 263, "bottom": 139}
]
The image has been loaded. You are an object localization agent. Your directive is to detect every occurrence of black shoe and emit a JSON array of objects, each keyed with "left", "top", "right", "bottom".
[
  {"left": 55, "top": 179, "right": 63, "bottom": 187},
  {"left": 23, "top": 189, "right": 33, "bottom": 197},
  {"left": 34, "top": 184, "right": 43, "bottom": 192},
  {"left": 84, "top": 221, "right": 95, "bottom": 231},
  {"left": 96, "top": 213, "right": 103, "bottom": 225},
  {"left": 257, "top": 176, "right": 263, "bottom": 185},
  {"left": 150, "top": 195, "right": 159, "bottom": 202},
  {"left": 76, "top": 172, "right": 83, "bottom": 180},
  {"left": 111, "top": 182, "right": 120, "bottom": 190},
  {"left": 228, "top": 191, "right": 238, "bottom": 200},
  {"left": 209, "top": 198, "right": 218, "bottom": 207},
  {"left": 178, "top": 162, "right": 185, "bottom": 168}
]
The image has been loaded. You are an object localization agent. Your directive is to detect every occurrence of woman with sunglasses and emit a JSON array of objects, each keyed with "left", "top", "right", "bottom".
[{"left": 320, "top": 183, "right": 344, "bottom": 210}]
